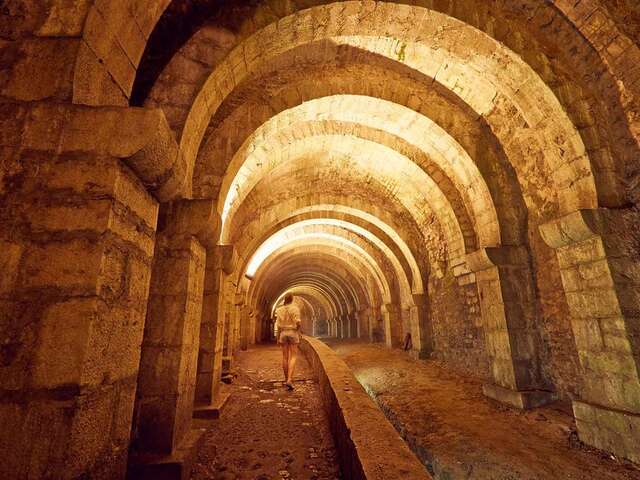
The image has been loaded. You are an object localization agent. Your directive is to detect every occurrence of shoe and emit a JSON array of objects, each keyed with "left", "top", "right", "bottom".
[{"left": 285, "top": 382, "right": 294, "bottom": 391}]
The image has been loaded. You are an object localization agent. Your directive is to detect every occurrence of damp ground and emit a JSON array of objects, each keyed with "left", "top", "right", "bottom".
[{"left": 326, "top": 339, "right": 640, "bottom": 480}]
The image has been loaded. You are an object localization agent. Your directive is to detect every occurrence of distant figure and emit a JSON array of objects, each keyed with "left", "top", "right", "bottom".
[
  {"left": 275, "top": 294, "right": 302, "bottom": 390},
  {"left": 403, "top": 332, "right": 413, "bottom": 351}
]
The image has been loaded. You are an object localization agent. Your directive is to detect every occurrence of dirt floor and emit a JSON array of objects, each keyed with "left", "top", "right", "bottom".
[
  {"left": 326, "top": 339, "right": 640, "bottom": 480},
  {"left": 191, "top": 344, "right": 341, "bottom": 480}
]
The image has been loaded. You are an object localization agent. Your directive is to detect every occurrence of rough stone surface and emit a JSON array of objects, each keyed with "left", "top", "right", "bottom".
[
  {"left": 301, "top": 336, "right": 431, "bottom": 480},
  {"left": 2, "top": 0, "right": 640, "bottom": 477},
  {"left": 191, "top": 344, "right": 341, "bottom": 480},
  {"left": 328, "top": 340, "right": 640, "bottom": 480}
]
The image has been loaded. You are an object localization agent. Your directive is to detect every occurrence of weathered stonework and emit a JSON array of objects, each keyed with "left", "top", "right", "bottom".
[
  {"left": 2, "top": 0, "right": 640, "bottom": 475},
  {"left": 541, "top": 208, "right": 640, "bottom": 462},
  {"left": 0, "top": 149, "right": 158, "bottom": 478}
]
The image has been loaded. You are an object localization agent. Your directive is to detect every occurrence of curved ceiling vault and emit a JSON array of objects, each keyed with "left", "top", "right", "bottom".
[{"left": 121, "top": 0, "right": 640, "bottom": 332}]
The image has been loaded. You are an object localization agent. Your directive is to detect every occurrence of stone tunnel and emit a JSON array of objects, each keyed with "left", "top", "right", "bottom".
[{"left": 1, "top": 1, "right": 640, "bottom": 479}]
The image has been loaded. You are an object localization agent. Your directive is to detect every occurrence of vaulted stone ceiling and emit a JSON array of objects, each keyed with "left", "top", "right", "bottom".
[
  {"left": 110, "top": 0, "right": 640, "bottom": 394},
  {"left": 119, "top": 2, "right": 636, "bottom": 329},
  {"left": 2, "top": 0, "right": 640, "bottom": 472}
]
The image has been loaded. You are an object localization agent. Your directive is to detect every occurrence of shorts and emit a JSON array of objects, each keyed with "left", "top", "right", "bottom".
[{"left": 278, "top": 329, "right": 300, "bottom": 344}]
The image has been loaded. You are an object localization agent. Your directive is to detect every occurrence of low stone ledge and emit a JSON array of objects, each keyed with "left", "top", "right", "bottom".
[{"left": 300, "top": 336, "right": 431, "bottom": 480}]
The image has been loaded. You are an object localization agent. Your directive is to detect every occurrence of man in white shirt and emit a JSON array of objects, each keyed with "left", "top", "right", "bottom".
[{"left": 274, "top": 293, "right": 302, "bottom": 390}]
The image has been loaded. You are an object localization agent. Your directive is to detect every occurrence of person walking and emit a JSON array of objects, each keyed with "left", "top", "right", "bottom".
[{"left": 275, "top": 294, "right": 302, "bottom": 390}]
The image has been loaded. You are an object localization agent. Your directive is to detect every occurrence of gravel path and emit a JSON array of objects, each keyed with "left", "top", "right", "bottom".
[{"left": 191, "top": 344, "right": 341, "bottom": 480}]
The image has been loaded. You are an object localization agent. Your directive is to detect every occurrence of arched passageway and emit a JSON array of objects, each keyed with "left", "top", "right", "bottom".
[{"left": 1, "top": 1, "right": 639, "bottom": 478}]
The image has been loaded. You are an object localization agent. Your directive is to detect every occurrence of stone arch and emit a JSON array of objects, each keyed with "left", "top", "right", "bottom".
[
  {"left": 212, "top": 95, "right": 505, "bottom": 250},
  {"left": 176, "top": 3, "right": 603, "bottom": 216},
  {"left": 221, "top": 135, "right": 467, "bottom": 266},
  {"left": 237, "top": 212, "right": 424, "bottom": 295},
  {"left": 244, "top": 220, "right": 413, "bottom": 308}
]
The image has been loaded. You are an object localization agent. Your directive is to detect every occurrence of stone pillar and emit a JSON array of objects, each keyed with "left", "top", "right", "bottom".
[
  {"left": 340, "top": 313, "right": 350, "bottom": 338},
  {"left": 540, "top": 208, "right": 640, "bottom": 463},
  {"left": 382, "top": 303, "right": 403, "bottom": 348},
  {"left": 248, "top": 310, "right": 257, "bottom": 347},
  {"left": 357, "top": 308, "right": 369, "bottom": 339},
  {"left": 221, "top": 276, "right": 237, "bottom": 374},
  {"left": 466, "top": 246, "right": 552, "bottom": 409},
  {"left": 348, "top": 312, "right": 358, "bottom": 339},
  {"left": 342, "top": 314, "right": 352, "bottom": 339},
  {"left": 371, "top": 308, "right": 382, "bottom": 342},
  {"left": 409, "top": 294, "right": 433, "bottom": 359},
  {"left": 240, "top": 304, "right": 251, "bottom": 351},
  {"left": 256, "top": 312, "right": 267, "bottom": 343},
  {"left": 128, "top": 201, "right": 210, "bottom": 474},
  {"left": 195, "top": 245, "right": 235, "bottom": 409},
  {"left": 232, "top": 292, "right": 245, "bottom": 353},
  {"left": 0, "top": 103, "right": 185, "bottom": 479}
]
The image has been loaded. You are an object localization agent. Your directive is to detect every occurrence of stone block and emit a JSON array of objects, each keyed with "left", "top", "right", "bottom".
[
  {"left": 0, "top": 102, "right": 28, "bottom": 147},
  {"left": 20, "top": 103, "right": 67, "bottom": 151},
  {"left": 82, "top": 8, "right": 136, "bottom": 94},
  {"left": 127, "top": 427, "right": 206, "bottom": 480},
  {"left": 144, "top": 296, "right": 191, "bottom": 346},
  {"left": 0, "top": 400, "right": 71, "bottom": 479},
  {"left": 127, "top": 256, "right": 154, "bottom": 304},
  {"left": 2, "top": 38, "right": 78, "bottom": 101},
  {"left": 572, "top": 400, "right": 640, "bottom": 463},
  {"left": 97, "top": 304, "right": 148, "bottom": 382},
  {"left": 602, "top": 333, "right": 632, "bottom": 352},
  {"left": 0, "top": 241, "right": 22, "bottom": 295},
  {"left": 215, "top": 244, "right": 238, "bottom": 274},
  {"left": 134, "top": 394, "right": 181, "bottom": 454},
  {"left": 45, "top": 154, "right": 117, "bottom": 192},
  {"left": 73, "top": 41, "right": 129, "bottom": 106},
  {"left": 557, "top": 237, "right": 606, "bottom": 269},
  {"left": 137, "top": 346, "right": 182, "bottom": 396},
  {"left": 114, "top": 178, "right": 159, "bottom": 231},
  {"left": 31, "top": 298, "right": 96, "bottom": 388},
  {"left": 598, "top": 316, "right": 627, "bottom": 335},
  {"left": 97, "top": 245, "right": 128, "bottom": 300},
  {"left": 167, "top": 200, "right": 220, "bottom": 246},
  {"left": 565, "top": 288, "right": 621, "bottom": 319},
  {"left": 570, "top": 317, "right": 604, "bottom": 351},
  {"left": 66, "top": 386, "right": 122, "bottom": 479},
  {"left": 196, "top": 350, "right": 214, "bottom": 372},
  {"left": 26, "top": 201, "right": 112, "bottom": 234},
  {"left": 582, "top": 351, "right": 637, "bottom": 377},
  {"left": 490, "top": 358, "right": 516, "bottom": 389},
  {"left": 36, "top": 0, "right": 91, "bottom": 36},
  {"left": 95, "top": 0, "right": 147, "bottom": 66},
  {"left": 193, "top": 388, "right": 231, "bottom": 419},
  {"left": 483, "top": 383, "right": 555, "bottom": 410}
]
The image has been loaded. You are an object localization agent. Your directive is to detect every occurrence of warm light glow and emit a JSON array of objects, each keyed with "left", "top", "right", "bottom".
[
  {"left": 218, "top": 94, "right": 498, "bottom": 250},
  {"left": 247, "top": 228, "right": 371, "bottom": 277},
  {"left": 249, "top": 218, "right": 414, "bottom": 298}
]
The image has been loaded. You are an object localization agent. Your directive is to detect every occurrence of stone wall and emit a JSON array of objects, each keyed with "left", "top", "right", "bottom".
[
  {"left": 429, "top": 271, "right": 488, "bottom": 379},
  {"left": 300, "top": 336, "right": 431, "bottom": 480},
  {"left": 0, "top": 140, "right": 158, "bottom": 477}
]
